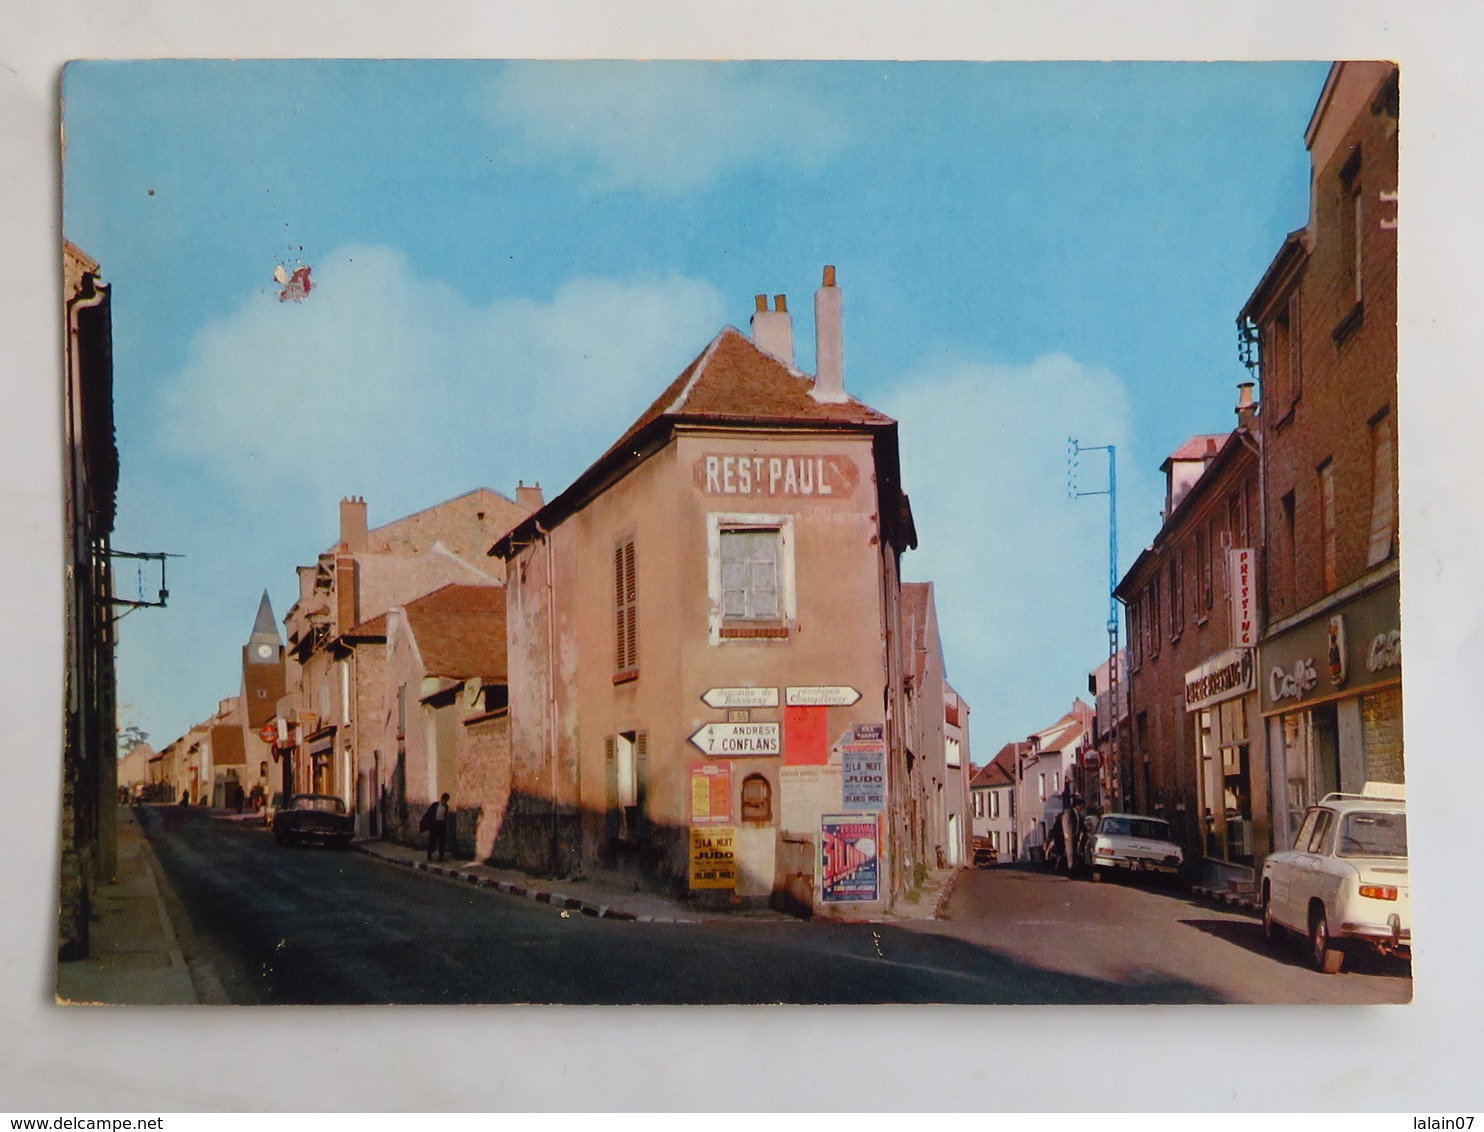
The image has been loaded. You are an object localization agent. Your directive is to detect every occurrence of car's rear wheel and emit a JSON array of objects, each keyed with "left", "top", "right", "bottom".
[{"left": 1309, "top": 903, "right": 1344, "bottom": 974}]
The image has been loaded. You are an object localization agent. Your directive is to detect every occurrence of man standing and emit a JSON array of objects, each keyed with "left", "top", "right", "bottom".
[{"left": 421, "top": 792, "right": 451, "bottom": 862}]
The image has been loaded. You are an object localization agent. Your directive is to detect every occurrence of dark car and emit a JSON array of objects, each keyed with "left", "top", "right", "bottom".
[{"left": 273, "top": 793, "right": 355, "bottom": 848}]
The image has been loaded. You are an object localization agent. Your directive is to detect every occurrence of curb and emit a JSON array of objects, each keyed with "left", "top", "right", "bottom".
[
  {"left": 353, "top": 843, "right": 702, "bottom": 924},
  {"left": 1191, "top": 883, "right": 1260, "bottom": 916},
  {"left": 932, "top": 867, "right": 965, "bottom": 920}
]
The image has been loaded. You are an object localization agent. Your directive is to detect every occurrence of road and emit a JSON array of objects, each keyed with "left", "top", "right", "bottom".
[{"left": 139, "top": 806, "right": 1411, "bottom": 1005}]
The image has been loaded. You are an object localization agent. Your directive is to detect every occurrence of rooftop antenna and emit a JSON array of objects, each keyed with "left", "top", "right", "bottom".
[{"left": 1068, "top": 437, "right": 1122, "bottom": 810}]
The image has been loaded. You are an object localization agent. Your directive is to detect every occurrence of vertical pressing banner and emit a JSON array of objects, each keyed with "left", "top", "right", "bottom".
[
  {"left": 820, "top": 813, "right": 880, "bottom": 903},
  {"left": 840, "top": 723, "right": 886, "bottom": 810},
  {"left": 1228, "top": 547, "right": 1256, "bottom": 647},
  {"left": 784, "top": 703, "right": 830, "bottom": 765},
  {"left": 690, "top": 762, "right": 733, "bottom": 824}
]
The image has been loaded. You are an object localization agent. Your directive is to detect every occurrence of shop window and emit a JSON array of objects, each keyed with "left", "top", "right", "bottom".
[
  {"left": 1367, "top": 409, "right": 1397, "bottom": 567},
  {"left": 1318, "top": 459, "right": 1338, "bottom": 593},
  {"left": 613, "top": 536, "right": 638, "bottom": 682},
  {"left": 708, "top": 513, "right": 795, "bottom": 643},
  {"left": 740, "top": 773, "right": 772, "bottom": 823}
]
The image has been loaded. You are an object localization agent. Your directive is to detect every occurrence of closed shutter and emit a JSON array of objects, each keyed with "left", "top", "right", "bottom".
[
  {"left": 604, "top": 734, "right": 620, "bottom": 840},
  {"left": 614, "top": 538, "right": 638, "bottom": 677}
]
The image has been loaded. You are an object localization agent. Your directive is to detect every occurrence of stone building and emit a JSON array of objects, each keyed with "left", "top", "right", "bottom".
[
  {"left": 60, "top": 242, "right": 119, "bottom": 959},
  {"left": 1240, "top": 61, "right": 1401, "bottom": 850},
  {"left": 1014, "top": 701, "right": 1092, "bottom": 860},
  {"left": 490, "top": 268, "right": 923, "bottom": 915},
  {"left": 1115, "top": 411, "right": 1265, "bottom": 884},
  {"left": 970, "top": 742, "right": 1022, "bottom": 862}
]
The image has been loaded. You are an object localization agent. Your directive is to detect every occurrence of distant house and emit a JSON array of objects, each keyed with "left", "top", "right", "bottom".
[
  {"left": 1015, "top": 701, "right": 1092, "bottom": 861},
  {"left": 971, "top": 742, "right": 1022, "bottom": 861}
]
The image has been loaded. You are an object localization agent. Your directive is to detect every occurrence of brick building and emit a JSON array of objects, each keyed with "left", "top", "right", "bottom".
[
  {"left": 60, "top": 242, "right": 119, "bottom": 958},
  {"left": 491, "top": 268, "right": 925, "bottom": 915},
  {"left": 1116, "top": 410, "right": 1264, "bottom": 883},
  {"left": 1240, "top": 61, "right": 1401, "bottom": 850}
]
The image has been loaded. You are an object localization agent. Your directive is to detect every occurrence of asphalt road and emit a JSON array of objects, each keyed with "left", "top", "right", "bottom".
[{"left": 138, "top": 806, "right": 1411, "bottom": 1005}]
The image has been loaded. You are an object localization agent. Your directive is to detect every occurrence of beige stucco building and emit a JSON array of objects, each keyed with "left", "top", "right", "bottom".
[{"left": 491, "top": 269, "right": 924, "bottom": 915}]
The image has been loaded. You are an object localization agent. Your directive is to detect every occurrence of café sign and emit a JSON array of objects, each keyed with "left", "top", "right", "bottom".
[
  {"left": 1184, "top": 648, "right": 1255, "bottom": 712},
  {"left": 695, "top": 454, "right": 859, "bottom": 499}
]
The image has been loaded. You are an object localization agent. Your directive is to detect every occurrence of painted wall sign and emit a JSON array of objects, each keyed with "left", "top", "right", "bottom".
[
  {"left": 821, "top": 814, "right": 881, "bottom": 903},
  {"left": 1366, "top": 629, "right": 1401, "bottom": 672},
  {"left": 694, "top": 454, "right": 859, "bottom": 499},
  {"left": 1228, "top": 548, "right": 1256, "bottom": 647},
  {"left": 784, "top": 704, "right": 831, "bottom": 765},
  {"left": 690, "top": 762, "right": 733, "bottom": 824},
  {"left": 1260, "top": 576, "right": 1401, "bottom": 714},
  {"left": 688, "top": 721, "right": 781, "bottom": 757},
  {"left": 1269, "top": 658, "right": 1319, "bottom": 703},
  {"left": 841, "top": 723, "right": 886, "bottom": 811},
  {"left": 702, "top": 686, "right": 779, "bottom": 709},
  {"left": 689, "top": 826, "right": 737, "bottom": 889},
  {"left": 780, "top": 765, "right": 843, "bottom": 833},
  {"left": 1184, "top": 648, "right": 1255, "bottom": 712},
  {"left": 785, "top": 685, "right": 861, "bottom": 707}
]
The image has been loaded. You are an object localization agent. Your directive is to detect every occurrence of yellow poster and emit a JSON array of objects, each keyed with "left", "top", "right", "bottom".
[{"left": 689, "top": 825, "right": 738, "bottom": 889}]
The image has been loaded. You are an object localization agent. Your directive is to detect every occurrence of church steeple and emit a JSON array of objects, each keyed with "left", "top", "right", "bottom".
[{"left": 246, "top": 590, "right": 282, "bottom": 662}]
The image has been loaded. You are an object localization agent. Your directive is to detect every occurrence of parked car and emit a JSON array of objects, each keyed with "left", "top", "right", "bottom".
[
  {"left": 272, "top": 793, "right": 355, "bottom": 848},
  {"left": 972, "top": 836, "right": 998, "bottom": 867},
  {"left": 1082, "top": 813, "right": 1183, "bottom": 882},
  {"left": 1260, "top": 784, "right": 1409, "bottom": 974}
]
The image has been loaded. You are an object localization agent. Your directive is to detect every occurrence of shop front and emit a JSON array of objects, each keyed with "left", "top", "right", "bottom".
[
  {"left": 1260, "top": 574, "right": 1403, "bottom": 851},
  {"left": 1185, "top": 647, "right": 1264, "bottom": 888}
]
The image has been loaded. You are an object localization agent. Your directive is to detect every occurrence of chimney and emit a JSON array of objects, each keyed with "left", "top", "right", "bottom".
[
  {"left": 516, "top": 481, "right": 545, "bottom": 511},
  {"left": 1236, "top": 381, "right": 1258, "bottom": 430},
  {"left": 335, "top": 554, "right": 358, "bottom": 634},
  {"left": 750, "top": 293, "right": 793, "bottom": 365},
  {"left": 340, "top": 496, "right": 367, "bottom": 553},
  {"left": 812, "top": 265, "right": 846, "bottom": 403}
]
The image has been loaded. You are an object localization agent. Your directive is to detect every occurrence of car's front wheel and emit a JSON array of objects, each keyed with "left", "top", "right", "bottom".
[{"left": 1309, "top": 903, "right": 1344, "bottom": 974}]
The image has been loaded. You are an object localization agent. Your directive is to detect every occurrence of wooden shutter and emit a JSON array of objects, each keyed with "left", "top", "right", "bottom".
[
  {"left": 604, "top": 734, "right": 620, "bottom": 840},
  {"left": 634, "top": 730, "right": 650, "bottom": 839},
  {"left": 614, "top": 538, "right": 638, "bottom": 677}
]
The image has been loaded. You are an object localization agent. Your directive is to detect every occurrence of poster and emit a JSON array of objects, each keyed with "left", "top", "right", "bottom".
[
  {"left": 688, "top": 826, "right": 738, "bottom": 889},
  {"left": 840, "top": 722, "right": 886, "bottom": 810},
  {"left": 820, "top": 814, "right": 880, "bottom": 903},
  {"left": 690, "top": 761, "right": 732, "bottom": 824},
  {"left": 779, "top": 765, "right": 843, "bottom": 833},
  {"left": 783, "top": 703, "right": 830, "bottom": 765}
]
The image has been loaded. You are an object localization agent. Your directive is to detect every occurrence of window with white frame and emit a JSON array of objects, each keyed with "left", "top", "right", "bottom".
[
  {"left": 945, "top": 736, "right": 961, "bottom": 768},
  {"left": 989, "top": 791, "right": 1000, "bottom": 820},
  {"left": 708, "top": 513, "right": 795, "bottom": 644},
  {"left": 1038, "top": 773, "right": 1046, "bottom": 802}
]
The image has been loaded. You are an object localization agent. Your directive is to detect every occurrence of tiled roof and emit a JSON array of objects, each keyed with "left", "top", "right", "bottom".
[
  {"left": 402, "top": 584, "right": 507, "bottom": 683},
  {"left": 901, "top": 581, "right": 932, "bottom": 685},
  {"left": 1165, "top": 434, "right": 1228, "bottom": 463},
  {"left": 344, "top": 612, "right": 388, "bottom": 639}
]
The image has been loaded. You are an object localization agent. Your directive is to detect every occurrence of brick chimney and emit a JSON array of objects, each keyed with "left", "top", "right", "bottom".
[
  {"left": 750, "top": 293, "right": 793, "bottom": 365},
  {"left": 516, "top": 481, "right": 545, "bottom": 511},
  {"left": 339, "top": 496, "right": 367, "bottom": 553},
  {"left": 812, "top": 265, "right": 846, "bottom": 403},
  {"left": 1236, "top": 382, "right": 1258, "bottom": 430}
]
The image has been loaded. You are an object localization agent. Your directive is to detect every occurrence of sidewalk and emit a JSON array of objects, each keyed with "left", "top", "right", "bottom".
[
  {"left": 357, "top": 837, "right": 959, "bottom": 925},
  {"left": 55, "top": 806, "right": 222, "bottom": 1005}
]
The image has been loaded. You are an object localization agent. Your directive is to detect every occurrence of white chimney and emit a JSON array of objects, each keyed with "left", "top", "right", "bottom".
[
  {"left": 812, "top": 265, "right": 846, "bottom": 403},
  {"left": 750, "top": 293, "right": 793, "bottom": 365}
]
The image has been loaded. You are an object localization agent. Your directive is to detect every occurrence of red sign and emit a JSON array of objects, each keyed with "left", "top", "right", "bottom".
[
  {"left": 259, "top": 722, "right": 279, "bottom": 745},
  {"left": 784, "top": 704, "right": 830, "bottom": 766}
]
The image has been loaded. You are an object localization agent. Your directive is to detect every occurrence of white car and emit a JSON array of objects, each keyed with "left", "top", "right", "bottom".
[
  {"left": 1083, "top": 813, "right": 1184, "bottom": 882},
  {"left": 1260, "top": 783, "right": 1409, "bottom": 974}
]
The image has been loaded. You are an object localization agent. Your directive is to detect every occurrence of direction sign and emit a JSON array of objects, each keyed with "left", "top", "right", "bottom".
[
  {"left": 701, "top": 686, "right": 779, "bottom": 709},
  {"left": 786, "top": 685, "right": 861, "bottom": 707},
  {"left": 688, "top": 722, "right": 782, "bottom": 757}
]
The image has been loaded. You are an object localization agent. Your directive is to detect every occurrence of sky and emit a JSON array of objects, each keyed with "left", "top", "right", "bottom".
[{"left": 61, "top": 58, "right": 1329, "bottom": 754}]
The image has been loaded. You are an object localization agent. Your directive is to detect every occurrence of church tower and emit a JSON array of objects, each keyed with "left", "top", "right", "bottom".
[{"left": 241, "top": 590, "right": 286, "bottom": 729}]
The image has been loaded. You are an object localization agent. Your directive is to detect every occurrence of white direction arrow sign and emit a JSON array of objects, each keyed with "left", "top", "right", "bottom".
[
  {"left": 786, "top": 685, "right": 861, "bottom": 707},
  {"left": 701, "top": 686, "right": 780, "bottom": 709},
  {"left": 688, "top": 722, "right": 782, "bottom": 757}
]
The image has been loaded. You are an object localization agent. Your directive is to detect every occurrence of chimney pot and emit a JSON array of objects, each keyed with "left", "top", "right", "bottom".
[
  {"left": 755, "top": 294, "right": 768, "bottom": 313},
  {"left": 1236, "top": 381, "right": 1259, "bottom": 428},
  {"left": 516, "top": 482, "right": 545, "bottom": 512},
  {"left": 812, "top": 265, "right": 846, "bottom": 402},
  {"left": 774, "top": 294, "right": 787, "bottom": 313},
  {"left": 751, "top": 288, "right": 794, "bottom": 365},
  {"left": 822, "top": 264, "right": 836, "bottom": 288}
]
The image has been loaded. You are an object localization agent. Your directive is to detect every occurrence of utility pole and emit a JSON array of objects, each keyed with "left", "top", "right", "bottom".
[{"left": 1068, "top": 438, "right": 1121, "bottom": 811}]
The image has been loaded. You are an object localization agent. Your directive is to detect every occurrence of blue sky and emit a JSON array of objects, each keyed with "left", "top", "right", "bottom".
[{"left": 61, "top": 59, "right": 1328, "bottom": 753}]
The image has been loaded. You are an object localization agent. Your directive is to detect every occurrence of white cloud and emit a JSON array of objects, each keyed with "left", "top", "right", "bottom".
[
  {"left": 882, "top": 353, "right": 1160, "bottom": 748},
  {"left": 484, "top": 62, "right": 846, "bottom": 193},
  {"left": 156, "top": 244, "right": 727, "bottom": 519}
]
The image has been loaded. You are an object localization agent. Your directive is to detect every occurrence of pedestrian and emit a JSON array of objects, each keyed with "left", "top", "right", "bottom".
[{"left": 421, "top": 792, "right": 451, "bottom": 862}]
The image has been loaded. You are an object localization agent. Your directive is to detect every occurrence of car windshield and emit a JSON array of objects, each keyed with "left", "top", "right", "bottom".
[
  {"left": 1338, "top": 810, "right": 1407, "bottom": 858},
  {"left": 294, "top": 795, "right": 346, "bottom": 813}
]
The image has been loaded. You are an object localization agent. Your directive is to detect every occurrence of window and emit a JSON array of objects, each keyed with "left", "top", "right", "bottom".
[
  {"left": 945, "top": 736, "right": 961, "bottom": 768},
  {"left": 1038, "top": 773, "right": 1047, "bottom": 802},
  {"left": 1281, "top": 491, "right": 1298, "bottom": 605},
  {"left": 613, "top": 536, "right": 638, "bottom": 682},
  {"left": 974, "top": 792, "right": 983, "bottom": 818},
  {"left": 1341, "top": 156, "right": 1363, "bottom": 304},
  {"left": 1196, "top": 526, "right": 1212, "bottom": 615},
  {"left": 604, "top": 730, "right": 649, "bottom": 841},
  {"left": 1147, "top": 579, "right": 1161, "bottom": 658},
  {"left": 1129, "top": 596, "right": 1143, "bottom": 668},
  {"left": 1318, "top": 459, "right": 1338, "bottom": 593},
  {"left": 989, "top": 791, "right": 1000, "bottom": 820},
  {"left": 1367, "top": 409, "right": 1397, "bottom": 566},
  {"left": 740, "top": 773, "right": 773, "bottom": 823},
  {"left": 990, "top": 830, "right": 1000, "bottom": 852},
  {"left": 1263, "top": 290, "right": 1304, "bottom": 417},
  {"left": 707, "top": 513, "right": 796, "bottom": 644},
  {"left": 1170, "top": 554, "right": 1185, "bottom": 638}
]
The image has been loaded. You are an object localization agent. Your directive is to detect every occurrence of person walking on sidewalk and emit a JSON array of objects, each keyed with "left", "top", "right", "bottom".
[{"left": 421, "top": 793, "right": 451, "bottom": 862}]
